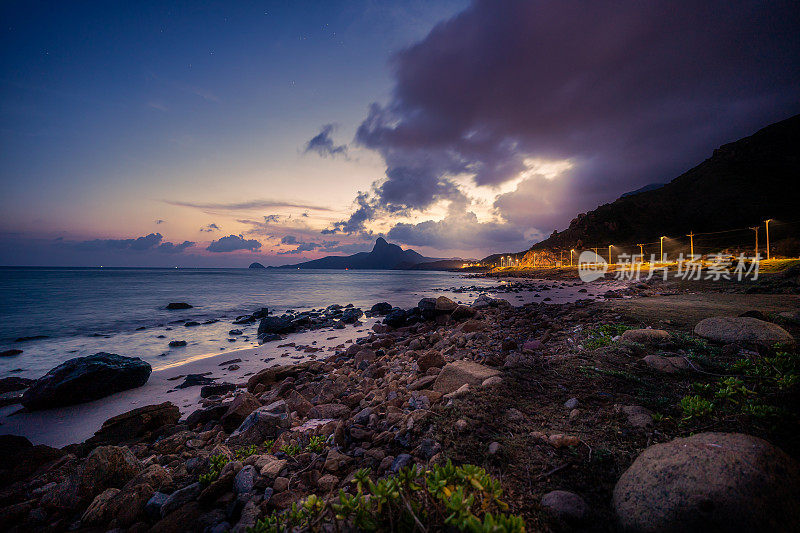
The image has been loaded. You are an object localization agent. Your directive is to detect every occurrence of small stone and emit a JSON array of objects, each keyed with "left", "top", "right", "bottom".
[
  {"left": 317, "top": 474, "right": 339, "bottom": 492},
  {"left": 390, "top": 454, "right": 413, "bottom": 473},
  {"left": 272, "top": 477, "right": 289, "bottom": 492},
  {"left": 488, "top": 442, "right": 501, "bottom": 455},
  {"left": 233, "top": 465, "right": 256, "bottom": 495},
  {"left": 564, "top": 397, "right": 579, "bottom": 409},
  {"left": 541, "top": 490, "right": 588, "bottom": 524}
]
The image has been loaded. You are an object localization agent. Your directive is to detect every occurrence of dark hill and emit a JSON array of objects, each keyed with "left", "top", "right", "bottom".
[
  {"left": 276, "top": 238, "right": 440, "bottom": 270},
  {"left": 531, "top": 114, "right": 800, "bottom": 251}
]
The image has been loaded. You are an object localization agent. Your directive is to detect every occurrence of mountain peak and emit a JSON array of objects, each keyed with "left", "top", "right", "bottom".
[{"left": 372, "top": 237, "right": 393, "bottom": 252}]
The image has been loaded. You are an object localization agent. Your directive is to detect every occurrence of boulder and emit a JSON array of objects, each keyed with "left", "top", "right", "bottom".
[
  {"left": 21, "top": 352, "right": 151, "bottom": 410},
  {"left": 81, "top": 488, "right": 121, "bottom": 525},
  {"left": 257, "top": 316, "right": 295, "bottom": 337},
  {"left": 166, "top": 302, "right": 192, "bottom": 310},
  {"left": 451, "top": 305, "right": 477, "bottom": 320},
  {"left": 221, "top": 392, "right": 262, "bottom": 432},
  {"left": 88, "top": 402, "right": 180, "bottom": 444},
  {"left": 308, "top": 403, "right": 350, "bottom": 419},
  {"left": 613, "top": 432, "right": 800, "bottom": 532},
  {"left": 227, "top": 401, "right": 289, "bottom": 445},
  {"left": 433, "top": 360, "right": 501, "bottom": 394},
  {"left": 434, "top": 296, "right": 458, "bottom": 313},
  {"left": 341, "top": 308, "right": 363, "bottom": 324},
  {"left": 621, "top": 329, "right": 671, "bottom": 344},
  {"left": 416, "top": 351, "right": 445, "bottom": 372},
  {"left": 694, "top": 317, "right": 794, "bottom": 348},
  {"left": 370, "top": 302, "right": 393, "bottom": 316},
  {"left": 161, "top": 482, "right": 202, "bottom": 518},
  {"left": 383, "top": 308, "right": 408, "bottom": 328},
  {"left": 541, "top": 490, "right": 588, "bottom": 524},
  {"left": 201, "top": 382, "right": 237, "bottom": 398},
  {"left": 642, "top": 354, "right": 688, "bottom": 374}
]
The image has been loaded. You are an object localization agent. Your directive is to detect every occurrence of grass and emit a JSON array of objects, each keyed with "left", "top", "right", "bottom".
[{"left": 583, "top": 323, "right": 633, "bottom": 350}]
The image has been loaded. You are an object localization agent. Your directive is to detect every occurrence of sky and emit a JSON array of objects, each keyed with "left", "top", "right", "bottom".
[{"left": 1, "top": 0, "right": 799, "bottom": 267}]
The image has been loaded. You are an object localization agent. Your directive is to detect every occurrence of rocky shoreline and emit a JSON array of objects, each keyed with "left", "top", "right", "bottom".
[{"left": 1, "top": 276, "right": 799, "bottom": 532}]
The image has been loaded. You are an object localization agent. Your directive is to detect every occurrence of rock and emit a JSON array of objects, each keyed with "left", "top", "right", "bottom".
[
  {"left": 308, "top": 403, "right": 350, "bottom": 419},
  {"left": 145, "top": 492, "right": 169, "bottom": 520},
  {"left": 81, "top": 487, "right": 121, "bottom": 525},
  {"left": 451, "top": 305, "right": 477, "bottom": 320},
  {"left": 21, "top": 352, "right": 152, "bottom": 410},
  {"left": 541, "top": 490, "right": 588, "bottom": 524},
  {"left": 88, "top": 402, "right": 180, "bottom": 444},
  {"left": 285, "top": 389, "right": 313, "bottom": 417},
  {"left": 168, "top": 340, "right": 187, "bottom": 347},
  {"left": 341, "top": 307, "right": 363, "bottom": 324},
  {"left": 259, "top": 457, "right": 287, "bottom": 478},
  {"left": 151, "top": 502, "right": 202, "bottom": 533},
  {"left": 234, "top": 465, "right": 256, "bottom": 494},
  {"left": 620, "top": 405, "right": 653, "bottom": 428},
  {"left": 694, "top": 316, "right": 794, "bottom": 348},
  {"left": 643, "top": 354, "right": 688, "bottom": 374},
  {"left": 126, "top": 464, "right": 173, "bottom": 491},
  {"left": 548, "top": 434, "right": 580, "bottom": 448},
  {"left": 221, "top": 392, "right": 262, "bottom": 432},
  {"left": 354, "top": 349, "right": 376, "bottom": 367},
  {"left": 0, "top": 349, "right": 22, "bottom": 357},
  {"left": 481, "top": 376, "right": 502, "bottom": 387},
  {"left": 523, "top": 339, "right": 542, "bottom": 351},
  {"left": 488, "top": 442, "right": 501, "bottom": 455},
  {"left": 166, "top": 302, "right": 192, "bottom": 310},
  {"left": 114, "top": 482, "right": 155, "bottom": 527},
  {"left": 390, "top": 454, "right": 413, "bottom": 473},
  {"left": 370, "top": 302, "right": 393, "bottom": 316},
  {"left": 227, "top": 401, "right": 289, "bottom": 445},
  {"left": 383, "top": 308, "right": 408, "bottom": 327},
  {"left": 0, "top": 376, "right": 34, "bottom": 394},
  {"left": 435, "top": 296, "right": 458, "bottom": 313},
  {"left": 69, "top": 445, "right": 144, "bottom": 506},
  {"left": 613, "top": 432, "right": 800, "bottom": 532},
  {"left": 324, "top": 449, "right": 352, "bottom": 472},
  {"left": 433, "top": 360, "right": 501, "bottom": 394},
  {"left": 177, "top": 373, "right": 216, "bottom": 388},
  {"left": 257, "top": 316, "right": 295, "bottom": 337},
  {"left": 416, "top": 350, "right": 445, "bottom": 371},
  {"left": 186, "top": 403, "right": 229, "bottom": 428},
  {"left": 229, "top": 329, "right": 243, "bottom": 335},
  {"left": 161, "top": 482, "right": 202, "bottom": 517},
  {"left": 621, "top": 329, "right": 671, "bottom": 344},
  {"left": 317, "top": 474, "right": 339, "bottom": 492},
  {"left": 564, "top": 397, "right": 579, "bottom": 409},
  {"left": 201, "top": 382, "right": 237, "bottom": 398}
]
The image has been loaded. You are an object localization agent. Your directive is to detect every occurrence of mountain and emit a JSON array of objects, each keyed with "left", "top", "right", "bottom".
[
  {"left": 619, "top": 182, "right": 665, "bottom": 198},
  {"left": 530, "top": 114, "right": 800, "bottom": 252},
  {"left": 248, "top": 262, "right": 266, "bottom": 269},
  {"left": 276, "top": 238, "right": 440, "bottom": 270}
]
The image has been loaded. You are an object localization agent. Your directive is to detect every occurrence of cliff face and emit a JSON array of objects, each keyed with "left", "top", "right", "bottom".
[{"left": 531, "top": 114, "right": 800, "bottom": 251}]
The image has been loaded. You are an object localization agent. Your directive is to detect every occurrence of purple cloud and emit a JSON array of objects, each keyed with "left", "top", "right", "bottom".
[
  {"left": 206, "top": 234, "right": 262, "bottom": 253},
  {"left": 304, "top": 124, "right": 348, "bottom": 158}
]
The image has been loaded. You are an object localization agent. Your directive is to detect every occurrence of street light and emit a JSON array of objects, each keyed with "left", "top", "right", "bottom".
[
  {"left": 570, "top": 249, "right": 575, "bottom": 267},
  {"left": 637, "top": 244, "right": 644, "bottom": 263},
  {"left": 765, "top": 219, "right": 772, "bottom": 260},
  {"left": 749, "top": 227, "right": 759, "bottom": 259},
  {"left": 660, "top": 236, "right": 666, "bottom": 263},
  {"left": 608, "top": 245, "right": 613, "bottom": 264},
  {"left": 592, "top": 247, "right": 599, "bottom": 264},
  {"left": 687, "top": 231, "right": 695, "bottom": 258}
]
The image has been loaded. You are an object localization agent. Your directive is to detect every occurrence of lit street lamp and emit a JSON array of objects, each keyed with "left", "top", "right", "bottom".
[
  {"left": 687, "top": 231, "right": 695, "bottom": 258},
  {"left": 765, "top": 219, "right": 772, "bottom": 260},
  {"left": 749, "top": 227, "right": 759, "bottom": 259},
  {"left": 608, "top": 244, "right": 613, "bottom": 264},
  {"left": 637, "top": 244, "right": 644, "bottom": 263},
  {"left": 570, "top": 249, "right": 575, "bottom": 267},
  {"left": 660, "top": 236, "right": 666, "bottom": 263}
]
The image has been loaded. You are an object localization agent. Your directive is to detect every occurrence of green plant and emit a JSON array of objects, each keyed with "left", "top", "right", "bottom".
[
  {"left": 679, "top": 395, "right": 714, "bottom": 421},
  {"left": 247, "top": 461, "right": 525, "bottom": 533},
  {"left": 280, "top": 443, "right": 302, "bottom": 457},
  {"left": 583, "top": 323, "right": 632, "bottom": 350},
  {"left": 263, "top": 439, "right": 275, "bottom": 452},
  {"left": 235, "top": 444, "right": 259, "bottom": 460},
  {"left": 305, "top": 435, "right": 327, "bottom": 453},
  {"left": 199, "top": 454, "right": 229, "bottom": 486}
]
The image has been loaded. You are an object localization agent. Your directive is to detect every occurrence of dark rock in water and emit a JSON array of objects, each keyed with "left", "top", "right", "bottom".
[
  {"left": 341, "top": 307, "right": 363, "bottom": 324},
  {"left": 0, "top": 349, "right": 23, "bottom": 357},
  {"left": 184, "top": 321, "right": 201, "bottom": 327},
  {"left": 166, "top": 302, "right": 193, "bottom": 310},
  {"left": 14, "top": 335, "right": 48, "bottom": 343},
  {"left": 200, "top": 382, "right": 236, "bottom": 398},
  {"left": 168, "top": 340, "right": 187, "bottom": 347},
  {"left": 228, "top": 329, "right": 243, "bottom": 336},
  {"left": 370, "top": 302, "right": 393, "bottom": 316},
  {"left": 21, "top": 353, "right": 152, "bottom": 411},
  {"left": 88, "top": 402, "right": 180, "bottom": 444},
  {"left": 248, "top": 262, "right": 266, "bottom": 269},
  {"left": 0, "top": 389, "right": 26, "bottom": 407},
  {"left": 259, "top": 333, "right": 282, "bottom": 343},
  {"left": 252, "top": 307, "right": 269, "bottom": 319},
  {"left": 0, "top": 378, "right": 32, "bottom": 395},
  {"left": 383, "top": 308, "right": 408, "bottom": 328},
  {"left": 177, "top": 374, "right": 216, "bottom": 389},
  {"left": 257, "top": 316, "right": 295, "bottom": 337},
  {"left": 417, "top": 298, "right": 437, "bottom": 319}
]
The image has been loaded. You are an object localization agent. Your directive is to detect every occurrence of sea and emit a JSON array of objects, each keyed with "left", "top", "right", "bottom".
[{"left": 0, "top": 267, "right": 510, "bottom": 378}]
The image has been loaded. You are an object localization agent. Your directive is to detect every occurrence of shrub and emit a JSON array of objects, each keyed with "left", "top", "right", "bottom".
[
  {"left": 247, "top": 461, "right": 525, "bottom": 532},
  {"left": 199, "top": 454, "right": 229, "bottom": 485}
]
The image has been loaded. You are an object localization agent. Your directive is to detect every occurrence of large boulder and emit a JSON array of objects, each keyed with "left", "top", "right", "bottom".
[
  {"left": 227, "top": 400, "right": 289, "bottom": 445},
  {"left": 433, "top": 360, "right": 501, "bottom": 394},
  {"left": 21, "top": 353, "right": 151, "bottom": 410},
  {"left": 383, "top": 308, "right": 408, "bottom": 328},
  {"left": 257, "top": 316, "right": 296, "bottom": 338},
  {"left": 88, "top": 402, "right": 180, "bottom": 444},
  {"left": 613, "top": 432, "right": 800, "bottom": 532},
  {"left": 221, "top": 392, "right": 261, "bottom": 432},
  {"left": 694, "top": 317, "right": 794, "bottom": 348},
  {"left": 341, "top": 307, "right": 363, "bottom": 324},
  {"left": 370, "top": 302, "right": 393, "bottom": 316}
]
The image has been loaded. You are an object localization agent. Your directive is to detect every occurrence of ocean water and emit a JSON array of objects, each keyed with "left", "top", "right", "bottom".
[{"left": 0, "top": 267, "right": 505, "bottom": 378}]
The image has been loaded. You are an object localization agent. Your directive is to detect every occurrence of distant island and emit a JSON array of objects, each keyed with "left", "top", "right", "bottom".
[
  {"left": 248, "top": 262, "right": 266, "bottom": 269},
  {"left": 269, "top": 237, "right": 448, "bottom": 270}
]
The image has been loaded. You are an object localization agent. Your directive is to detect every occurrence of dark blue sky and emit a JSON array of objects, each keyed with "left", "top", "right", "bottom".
[{"left": 1, "top": 1, "right": 798, "bottom": 266}]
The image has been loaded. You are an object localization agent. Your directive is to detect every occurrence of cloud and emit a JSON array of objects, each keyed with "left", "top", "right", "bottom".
[
  {"left": 200, "top": 223, "right": 220, "bottom": 232},
  {"left": 60, "top": 233, "right": 194, "bottom": 253},
  {"left": 304, "top": 124, "right": 348, "bottom": 158},
  {"left": 281, "top": 235, "right": 298, "bottom": 245},
  {"left": 338, "top": 0, "right": 800, "bottom": 249},
  {"left": 156, "top": 219, "right": 165, "bottom": 225},
  {"left": 388, "top": 212, "right": 527, "bottom": 252},
  {"left": 206, "top": 234, "right": 262, "bottom": 253},
  {"left": 277, "top": 237, "right": 369, "bottom": 255},
  {"left": 165, "top": 199, "right": 334, "bottom": 213}
]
